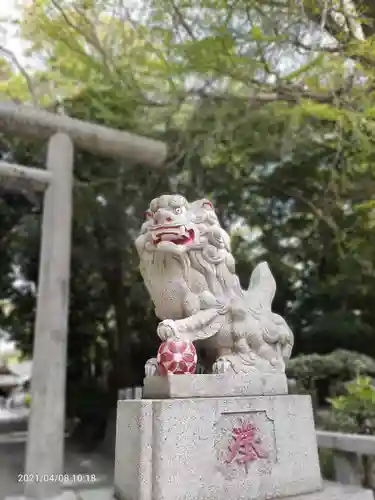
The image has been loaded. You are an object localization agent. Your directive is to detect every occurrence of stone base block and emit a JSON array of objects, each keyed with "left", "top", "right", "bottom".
[
  {"left": 290, "top": 481, "right": 373, "bottom": 499},
  {"left": 143, "top": 372, "right": 288, "bottom": 399},
  {"left": 114, "top": 395, "right": 322, "bottom": 500}
]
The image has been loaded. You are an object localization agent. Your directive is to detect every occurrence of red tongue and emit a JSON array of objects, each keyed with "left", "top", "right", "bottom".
[
  {"left": 173, "top": 229, "right": 195, "bottom": 244},
  {"left": 156, "top": 229, "right": 194, "bottom": 245}
]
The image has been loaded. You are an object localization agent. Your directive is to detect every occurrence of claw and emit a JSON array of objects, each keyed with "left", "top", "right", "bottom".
[
  {"left": 157, "top": 319, "right": 178, "bottom": 341},
  {"left": 145, "top": 357, "right": 159, "bottom": 377},
  {"left": 213, "top": 356, "right": 232, "bottom": 374}
]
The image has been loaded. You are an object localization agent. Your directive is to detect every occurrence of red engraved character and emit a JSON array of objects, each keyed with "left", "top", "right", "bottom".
[{"left": 225, "top": 422, "right": 268, "bottom": 472}]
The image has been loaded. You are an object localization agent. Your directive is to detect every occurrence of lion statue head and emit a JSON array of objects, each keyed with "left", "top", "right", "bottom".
[
  {"left": 136, "top": 194, "right": 231, "bottom": 255},
  {"left": 135, "top": 194, "right": 242, "bottom": 321}
]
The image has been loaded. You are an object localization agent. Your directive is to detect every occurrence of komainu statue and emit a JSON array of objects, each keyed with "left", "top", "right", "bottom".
[{"left": 135, "top": 194, "right": 294, "bottom": 376}]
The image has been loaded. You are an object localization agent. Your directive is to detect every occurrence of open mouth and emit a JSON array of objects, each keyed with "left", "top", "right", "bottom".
[{"left": 151, "top": 226, "right": 195, "bottom": 245}]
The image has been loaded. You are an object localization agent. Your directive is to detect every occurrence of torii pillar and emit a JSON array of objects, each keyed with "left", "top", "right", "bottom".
[{"left": 24, "top": 133, "right": 74, "bottom": 499}]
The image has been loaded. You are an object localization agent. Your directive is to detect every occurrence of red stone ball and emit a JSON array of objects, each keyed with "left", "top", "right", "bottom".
[{"left": 157, "top": 339, "right": 197, "bottom": 375}]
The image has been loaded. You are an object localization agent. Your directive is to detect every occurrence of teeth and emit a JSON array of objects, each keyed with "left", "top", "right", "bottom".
[
  {"left": 160, "top": 234, "right": 176, "bottom": 241},
  {"left": 152, "top": 225, "right": 187, "bottom": 241}
]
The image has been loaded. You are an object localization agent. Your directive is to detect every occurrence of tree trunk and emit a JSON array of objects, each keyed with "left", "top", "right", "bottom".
[{"left": 104, "top": 268, "right": 135, "bottom": 406}]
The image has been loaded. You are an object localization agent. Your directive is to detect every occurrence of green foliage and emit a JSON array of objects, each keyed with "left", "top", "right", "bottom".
[
  {"left": 287, "top": 353, "right": 336, "bottom": 385},
  {"left": 318, "top": 449, "right": 335, "bottom": 481},
  {"left": 323, "top": 377, "right": 375, "bottom": 434},
  {"left": 24, "top": 393, "right": 32, "bottom": 407},
  {"left": 287, "top": 350, "right": 375, "bottom": 385},
  {"left": 322, "top": 376, "right": 375, "bottom": 489}
]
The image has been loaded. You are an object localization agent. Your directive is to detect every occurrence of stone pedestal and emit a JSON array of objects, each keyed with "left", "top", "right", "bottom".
[
  {"left": 143, "top": 373, "right": 288, "bottom": 399},
  {"left": 114, "top": 393, "right": 323, "bottom": 500}
]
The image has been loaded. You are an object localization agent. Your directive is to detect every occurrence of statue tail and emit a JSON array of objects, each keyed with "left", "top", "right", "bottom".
[
  {"left": 246, "top": 262, "right": 294, "bottom": 362},
  {"left": 246, "top": 261, "right": 276, "bottom": 311}
]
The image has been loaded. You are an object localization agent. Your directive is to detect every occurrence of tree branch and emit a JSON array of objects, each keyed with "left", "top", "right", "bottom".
[
  {"left": 0, "top": 46, "right": 37, "bottom": 105},
  {"left": 190, "top": 80, "right": 351, "bottom": 106}
]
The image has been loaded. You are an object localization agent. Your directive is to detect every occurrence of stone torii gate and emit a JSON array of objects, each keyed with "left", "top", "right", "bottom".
[{"left": 0, "top": 101, "right": 167, "bottom": 500}]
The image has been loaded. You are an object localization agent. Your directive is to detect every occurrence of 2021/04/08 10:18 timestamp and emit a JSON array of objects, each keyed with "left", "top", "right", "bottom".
[{"left": 17, "top": 473, "right": 97, "bottom": 484}]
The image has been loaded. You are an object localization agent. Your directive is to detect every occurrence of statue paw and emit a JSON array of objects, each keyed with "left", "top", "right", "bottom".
[
  {"left": 145, "top": 357, "right": 159, "bottom": 377},
  {"left": 270, "top": 357, "right": 285, "bottom": 370},
  {"left": 213, "top": 356, "right": 232, "bottom": 374},
  {"left": 157, "top": 319, "right": 178, "bottom": 341}
]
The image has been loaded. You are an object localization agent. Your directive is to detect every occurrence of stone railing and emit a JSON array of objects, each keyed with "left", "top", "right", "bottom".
[
  {"left": 317, "top": 430, "right": 375, "bottom": 490},
  {"left": 117, "top": 386, "right": 143, "bottom": 400}
]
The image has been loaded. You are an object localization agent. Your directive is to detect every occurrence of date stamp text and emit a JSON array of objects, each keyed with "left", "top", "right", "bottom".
[{"left": 17, "top": 473, "right": 97, "bottom": 484}]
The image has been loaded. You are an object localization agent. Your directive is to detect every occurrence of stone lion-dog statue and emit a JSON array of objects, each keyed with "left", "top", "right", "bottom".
[{"left": 135, "top": 194, "right": 293, "bottom": 376}]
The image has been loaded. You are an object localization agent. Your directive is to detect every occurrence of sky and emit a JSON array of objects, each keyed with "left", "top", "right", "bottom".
[
  {"left": 0, "top": 0, "right": 27, "bottom": 63},
  {"left": 0, "top": 328, "right": 17, "bottom": 359}
]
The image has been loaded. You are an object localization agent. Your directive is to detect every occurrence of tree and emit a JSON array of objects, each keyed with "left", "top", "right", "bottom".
[{"left": 2, "top": 0, "right": 375, "bottom": 436}]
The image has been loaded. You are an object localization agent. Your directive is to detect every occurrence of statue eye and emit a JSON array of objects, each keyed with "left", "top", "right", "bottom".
[
  {"left": 145, "top": 210, "right": 153, "bottom": 219},
  {"left": 174, "top": 207, "right": 182, "bottom": 214}
]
